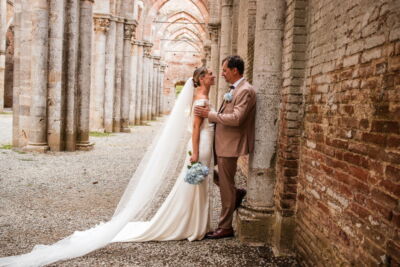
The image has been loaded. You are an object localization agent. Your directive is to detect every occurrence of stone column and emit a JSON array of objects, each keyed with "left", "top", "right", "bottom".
[
  {"left": 217, "top": 0, "right": 233, "bottom": 107},
  {"left": 142, "top": 42, "right": 152, "bottom": 121},
  {"left": 134, "top": 41, "right": 144, "bottom": 125},
  {"left": 65, "top": 0, "right": 80, "bottom": 151},
  {"left": 129, "top": 40, "right": 139, "bottom": 125},
  {"left": 237, "top": 0, "right": 285, "bottom": 246},
  {"left": 152, "top": 56, "right": 160, "bottom": 119},
  {"left": 104, "top": 17, "right": 116, "bottom": 133},
  {"left": 90, "top": 15, "right": 110, "bottom": 132},
  {"left": 159, "top": 63, "right": 166, "bottom": 114},
  {"left": 121, "top": 20, "right": 137, "bottom": 133},
  {"left": 47, "top": 0, "right": 66, "bottom": 151},
  {"left": 0, "top": 0, "right": 6, "bottom": 112},
  {"left": 112, "top": 17, "right": 124, "bottom": 132},
  {"left": 25, "top": 0, "right": 50, "bottom": 152},
  {"left": 208, "top": 23, "right": 220, "bottom": 108},
  {"left": 12, "top": 3, "right": 22, "bottom": 147},
  {"left": 76, "top": 0, "right": 94, "bottom": 150},
  {"left": 147, "top": 55, "right": 154, "bottom": 120}
]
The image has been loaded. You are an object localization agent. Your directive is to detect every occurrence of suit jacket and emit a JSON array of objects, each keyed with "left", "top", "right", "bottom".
[{"left": 208, "top": 79, "right": 256, "bottom": 157}]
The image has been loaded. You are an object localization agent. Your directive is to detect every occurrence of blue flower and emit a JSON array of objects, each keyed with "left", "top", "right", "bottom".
[
  {"left": 184, "top": 162, "right": 209, "bottom": 185},
  {"left": 223, "top": 91, "right": 233, "bottom": 102}
]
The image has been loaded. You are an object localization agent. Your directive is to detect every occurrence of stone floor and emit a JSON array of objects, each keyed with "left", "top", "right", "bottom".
[{"left": 0, "top": 113, "right": 298, "bottom": 266}]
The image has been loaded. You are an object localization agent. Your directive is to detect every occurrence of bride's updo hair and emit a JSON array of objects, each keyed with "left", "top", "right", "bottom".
[{"left": 192, "top": 66, "right": 208, "bottom": 87}]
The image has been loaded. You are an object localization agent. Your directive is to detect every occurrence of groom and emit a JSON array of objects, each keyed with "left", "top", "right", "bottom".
[{"left": 194, "top": 55, "right": 256, "bottom": 239}]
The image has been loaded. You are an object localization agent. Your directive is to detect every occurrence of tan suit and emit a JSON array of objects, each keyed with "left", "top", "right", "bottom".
[{"left": 208, "top": 79, "right": 256, "bottom": 229}]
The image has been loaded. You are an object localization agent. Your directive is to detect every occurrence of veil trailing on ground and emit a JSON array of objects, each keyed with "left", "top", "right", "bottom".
[{"left": 0, "top": 78, "right": 196, "bottom": 267}]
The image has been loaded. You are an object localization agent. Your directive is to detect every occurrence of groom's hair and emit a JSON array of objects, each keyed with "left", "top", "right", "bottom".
[{"left": 222, "top": 55, "right": 244, "bottom": 75}]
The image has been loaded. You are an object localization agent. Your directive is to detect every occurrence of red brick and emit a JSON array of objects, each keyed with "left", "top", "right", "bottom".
[
  {"left": 380, "top": 179, "right": 400, "bottom": 198},
  {"left": 373, "top": 104, "right": 390, "bottom": 118},
  {"left": 366, "top": 198, "right": 393, "bottom": 221},
  {"left": 371, "top": 188, "right": 398, "bottom": 209},
  {"left": 385, "top": 165, "right": 400, "bottom": 183},
  {"left": 387, "top": 240, "right": 400, "bottom": 262},
  {"left": 348, "top": 142, "right": 369, "bottom": 155},
  {"left": 359, "top": 119, "right": 370, "bottom": 129},
  {"left": 387, "top": 152, "right": 400, "bottom": 165},
  {"left": 343, "top": 152, "right": 369, "bottom": 168},
  {"left": 325, "top": 157, "right": 349, "bottom": 172},
  {"left": 362, "top": 132, "right": 388, "bottom": 146},
  {"left": 350, "top": 203, "right": 371, "bottom": 220},
  {"left": 348, "top": 165, "right": 369, "bottom": 181},
  {"left": 387, "top": 135, "right": 400, "bottom": 148},
  {"left": 371, "top": 120, "right": 400, "bottom": 134},
  {"left": 361, "top": 238, "right": 386, "bottom": 263}
]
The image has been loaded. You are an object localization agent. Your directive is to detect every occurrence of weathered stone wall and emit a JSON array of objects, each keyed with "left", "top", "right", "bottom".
[{"left": 294, "top": 0, "right": 400, "bottom": 265}]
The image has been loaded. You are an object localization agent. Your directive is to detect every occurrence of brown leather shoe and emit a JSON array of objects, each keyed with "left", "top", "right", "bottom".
[
  {"left": 235, "top": 188, "right": 247, "bottom": 209},
  {"left": 205, "top": 228, "right": 234, "bottom": 239}
]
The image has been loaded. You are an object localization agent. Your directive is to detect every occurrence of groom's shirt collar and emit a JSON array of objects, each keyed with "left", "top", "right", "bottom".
[{"left": 231, "top": 77, "right": 245, "bottom": 89}]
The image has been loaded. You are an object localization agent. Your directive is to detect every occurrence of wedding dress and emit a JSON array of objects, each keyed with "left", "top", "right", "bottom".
[
  {"left": 112, "top": 98, "right": 214, "bottom": 242},
  {"left": 0, "top": 78, "right": 214, "bottom": 266}
]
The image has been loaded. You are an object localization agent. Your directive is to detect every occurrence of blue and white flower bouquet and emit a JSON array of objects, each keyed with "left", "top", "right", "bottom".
[
  {"left": 223, "top": 91, "right": 233, "bottom": 102},
  {"left": 184, "top": 151, "right": 209, "bottom": 185}
]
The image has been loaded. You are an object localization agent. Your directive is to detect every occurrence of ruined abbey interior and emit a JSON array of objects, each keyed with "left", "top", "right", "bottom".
[{"left": 0, "top": 0, "right": 399, "bottom": 265}]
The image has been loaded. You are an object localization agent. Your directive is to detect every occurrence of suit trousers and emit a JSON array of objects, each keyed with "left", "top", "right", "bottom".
[{"left": 215, "top": 156, "right": 238, "bottom": 230}]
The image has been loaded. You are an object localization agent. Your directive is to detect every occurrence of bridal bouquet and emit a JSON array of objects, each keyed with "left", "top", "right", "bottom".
[{"left": 185, "top": 151, "right": 209, "bottom": 185}]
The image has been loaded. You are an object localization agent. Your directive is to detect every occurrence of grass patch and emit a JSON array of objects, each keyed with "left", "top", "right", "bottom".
[
  {"left": 0, "top": 112, "right": 12, "bottom": 115},
  {"left": 15, "top": 150, "right": 27, "bottom": 154},
  {"left": 0, "top": 144, "right": 12, "bottom": 150},
  {"left": 89, "top": 131, "right": 113, "bottom": 137}
]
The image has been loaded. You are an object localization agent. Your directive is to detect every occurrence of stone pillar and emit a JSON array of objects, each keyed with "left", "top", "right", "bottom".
[
  {"left": 159, "top": 63, "right": 166, "bottom": 114},
  {"left": 91, "top": 15, "right": 110, "bottom": 132},
  {"left": 112, "top": 17, "right": 124, "bottom": 132},
  {"left": 152, "top": 56, "right": 160, "bottom": 119},
  {"left": 142, "top": 42, "right": 152, "bottom": 121},
  {"left": 147, "top": 55, "right": 154, "bottom": 120},
  {"left": 121, "top": 20, "right": 137, "bottom": 133},
  {"left": 208, "top": 23, "right": 220, "bottom": 108},
  {"left": 24, "top": 0, "right": 50, "bottom": 152},
  {"left": 104, "top": 17, "right": 116, "bottom": 133},
  {"left": 65, "top": 0, "right": 80, "bottom": 151},
  {"left": 237, "top": 0, "right": 285, "bottom": 246},
  {"left": 47, "top": 0, "right": 66, "bottom": 151},
  {"left": 129, "top": 40, "right": 139, "bottom": 125},
  {"left": 12, "top": 3, "right": 22, "bottom": 147},
  {"left": 134, "top": 41, "right": 144, "bottom": 125},
  {"left": 217, "top": 0, "right": 233, "bottom": 107},
  {"left": 76, "top": 0, "right": 94, "bottom": 150},
  {"left": 0, "top": 0, "right": 6, "bottom": 112}
]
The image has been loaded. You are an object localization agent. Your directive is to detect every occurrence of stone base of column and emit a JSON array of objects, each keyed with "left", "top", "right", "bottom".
[
  {"left": 121, "top": 127, "right": 131, "bottom": 133},
  {"left": 272, "top": 210, "right": 296, "bottom": 256},
  {"left": 236, "top": 205, "right": 275, "bottom": 246},
  {"left": 112, "top": 120, "right": 121, "bottom": 132},
  {"left": 76, "top": 141, "right": 94, "bottom": 151},
  {"left": 23, "top": 143, "right": 49, "bottom": 153}
]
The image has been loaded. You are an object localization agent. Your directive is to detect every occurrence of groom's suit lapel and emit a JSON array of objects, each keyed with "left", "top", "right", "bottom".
[{"left": 218, "top": 79, "right": 246, "bottom": 113}]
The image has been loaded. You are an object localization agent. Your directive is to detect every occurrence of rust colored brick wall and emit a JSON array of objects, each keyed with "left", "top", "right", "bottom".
[{"left": 294, "top": 0, "right": 400, "bottom": 265}]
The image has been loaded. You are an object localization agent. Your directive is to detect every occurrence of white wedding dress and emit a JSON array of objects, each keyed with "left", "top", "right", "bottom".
[
  {"left": 113, "top": 99, "right": 214, "bottom": 242},
  {"left": 0, "top": 78, "right": 214, "bottom": 267}
]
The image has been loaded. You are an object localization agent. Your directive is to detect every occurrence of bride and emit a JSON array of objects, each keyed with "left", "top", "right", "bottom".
[{"left": 0, "top": 67, "right": 216, "bottom": 266}]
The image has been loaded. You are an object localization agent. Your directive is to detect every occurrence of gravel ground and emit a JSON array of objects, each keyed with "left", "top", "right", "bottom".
[{"left": 0, "top": 113, "right": 297, "bottom": 266}]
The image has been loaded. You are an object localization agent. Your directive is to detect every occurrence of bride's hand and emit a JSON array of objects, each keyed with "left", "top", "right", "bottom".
[{"left": 190, "top": 154, "right": 199, "bottom": 163}]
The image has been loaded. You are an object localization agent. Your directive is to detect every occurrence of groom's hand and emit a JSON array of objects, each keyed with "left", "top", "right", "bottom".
[{"left": 194, "top": 106, "right": 210, "bottom": 118}]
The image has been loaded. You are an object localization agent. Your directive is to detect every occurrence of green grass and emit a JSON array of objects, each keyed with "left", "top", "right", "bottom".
[
  {"left": 0, "top": 112, "right": 12, "bottom": 115},
  {"left": 19, "top": 158, "right": 34, "bottom": 161},
  {"left": 89, "top": 131, "right": 113, "bottom": 137},
  {"left": 0, "top": 144, "right": 12, "bottom": 150}
]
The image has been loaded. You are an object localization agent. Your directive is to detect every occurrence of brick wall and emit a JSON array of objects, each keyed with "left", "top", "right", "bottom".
[{"left": 294, "top": 0, "right": 400, "bottom": 265}]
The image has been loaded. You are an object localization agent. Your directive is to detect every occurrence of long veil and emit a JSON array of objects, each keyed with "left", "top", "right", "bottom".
[{"left": 0, "top": 78, "right": 196, "bottom": 267}]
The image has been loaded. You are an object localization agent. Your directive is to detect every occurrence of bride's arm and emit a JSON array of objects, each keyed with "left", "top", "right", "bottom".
[{"left": 190, "top": 113, "right": 204, "bottom": 163}]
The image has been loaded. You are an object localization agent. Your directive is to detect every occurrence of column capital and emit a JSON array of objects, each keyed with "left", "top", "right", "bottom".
[
  {"left": 80, "top": 0, "right": 94, "bottom": 2},
  {"left": 93, "top": 16, "right": 110, "bottom": 33},
  {"left": 208, "top": 23, "right": 220, "bottom": 42},
  {"left": 124, "top": 23, "right": 136, "bottom": 40}
]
